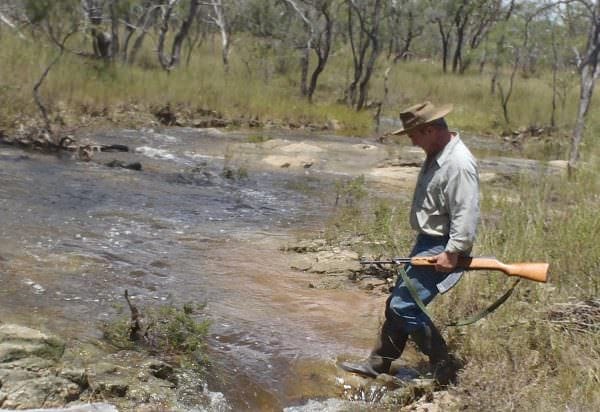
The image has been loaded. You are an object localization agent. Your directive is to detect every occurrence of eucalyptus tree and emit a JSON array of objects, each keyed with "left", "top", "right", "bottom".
[
  {"left": 565, "top": 0, "right": 600, "bottom": 169},
  {"left": 119, "top": 0, "right": 158, "bottom": 63},
  {"left": 157, "top": 0, "right": 201, "bottom": 71},
  {"left": 234, "top": 0, "right": 293, "bottom": 81},
  {"left": 200, "top": 0, "right": 233, "bottom": 72},
  {"left": 344, "top": 0, "right": 384, "bottom": 111},
  {"left": 281, "top": 0, "right": 335, "bottom": 102},
  {"left": 428, "top": 0, "right": 515, "bottom": 73},
  {"left": 384, "top": 0, "right": 425, "bottom": 62}
]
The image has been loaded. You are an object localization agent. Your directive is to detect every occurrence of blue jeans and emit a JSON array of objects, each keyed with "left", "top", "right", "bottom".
[{"left": 388, "top": 234, "right": 458, "bottom": 333}]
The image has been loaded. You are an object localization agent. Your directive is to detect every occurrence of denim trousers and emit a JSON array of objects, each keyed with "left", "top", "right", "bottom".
[{"left": 388, "top": 234, "right": 458, "bottom": 333}]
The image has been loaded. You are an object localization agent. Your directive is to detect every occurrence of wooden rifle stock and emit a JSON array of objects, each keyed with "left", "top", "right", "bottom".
[{"left": 409, "top": 256, "right": 549, "bottom": 283}]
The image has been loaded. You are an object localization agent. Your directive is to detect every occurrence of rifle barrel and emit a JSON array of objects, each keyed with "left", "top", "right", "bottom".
[{"left": 359, "top": 258, "right": 411, "bottom": 265}]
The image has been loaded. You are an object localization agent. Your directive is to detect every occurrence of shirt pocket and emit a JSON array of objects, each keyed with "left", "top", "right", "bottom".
[{"left": 424, "top": 174, "right": 447, "bottom": 215}]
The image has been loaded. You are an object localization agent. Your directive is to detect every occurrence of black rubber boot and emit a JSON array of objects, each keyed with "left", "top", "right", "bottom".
[
  {"left": 410, "top": 323, "right": 459, "bottom": 385},
  {"left": 339, "top": 320, "right": 408, "bottom": 378}
]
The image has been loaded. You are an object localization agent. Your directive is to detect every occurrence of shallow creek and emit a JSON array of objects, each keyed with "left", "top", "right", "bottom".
[{"left": 0, "top": 127, "right": 559, "bottom": 410}]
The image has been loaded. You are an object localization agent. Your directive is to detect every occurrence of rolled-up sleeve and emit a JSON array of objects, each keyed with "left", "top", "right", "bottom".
[{"left": 444, "top": 163, "right": 480, "bottom": 254}]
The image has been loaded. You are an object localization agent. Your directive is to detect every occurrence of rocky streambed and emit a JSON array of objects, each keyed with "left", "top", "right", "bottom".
[{"left": 0, "top": 126, "right": 565, "bottom": 411}]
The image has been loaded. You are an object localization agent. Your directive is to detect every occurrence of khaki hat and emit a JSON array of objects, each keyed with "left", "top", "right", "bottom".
[{"left": 391, "top": 101, "right": 453, "bottom": 135}]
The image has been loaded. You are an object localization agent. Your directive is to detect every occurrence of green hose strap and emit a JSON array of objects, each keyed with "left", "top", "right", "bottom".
[
  {"left": 446, "top": 278, "right": 521, "bottom": 327},
  {"left": 396, "top": 263, "right": 521, "bottom": 327}
]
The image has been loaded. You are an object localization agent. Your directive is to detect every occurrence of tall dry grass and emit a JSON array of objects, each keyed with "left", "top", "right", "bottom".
[
  {"left": 329, "top": 162, "right": 599, "bottom": 411},
  {"left": 2, "top": 30, "right": 600, "bottom": 144}
]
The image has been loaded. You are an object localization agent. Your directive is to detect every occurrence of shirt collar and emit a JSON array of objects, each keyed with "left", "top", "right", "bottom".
[{"left": 434, "top": 132, "right": 460, "bottom": 167}]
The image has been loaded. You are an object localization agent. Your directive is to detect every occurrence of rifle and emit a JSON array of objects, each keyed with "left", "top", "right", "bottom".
[{"left": 360, "top": 256, "right": 549, "bottom": 283}]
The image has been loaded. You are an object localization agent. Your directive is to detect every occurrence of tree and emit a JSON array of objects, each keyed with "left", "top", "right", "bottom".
[
  {"left": 379, "top": 0, "right": 425, "bottom": 62},
  {"left": 157, "top": 0, "right": 201, "bottom": 71},
  {"left": 282, "top": 0, "right": 335, "bottom": 102},
  {"left": 127, "top": 1, "right": 162, "bottom": 64},
  {"left": 202, "top": 0, "right": 232, "bottom": 72},
  {"left": 344, "top": 0, "right": 383, "bottom": 111},
  {"left": 429, "top": 0, "right": 515, "bottom": 73},
  {"left": 568, "top": 0, "right": 600, "bottom": 169}
]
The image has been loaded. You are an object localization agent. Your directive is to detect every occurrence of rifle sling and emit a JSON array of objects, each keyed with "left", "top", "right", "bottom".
[{"left": 396, "top": 264, "right": 521, "bottom": 327}]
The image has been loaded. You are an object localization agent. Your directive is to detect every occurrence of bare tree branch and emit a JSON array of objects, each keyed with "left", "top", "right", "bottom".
[{"left": 34, "top": 29, "right": 78, "bottom": 135}]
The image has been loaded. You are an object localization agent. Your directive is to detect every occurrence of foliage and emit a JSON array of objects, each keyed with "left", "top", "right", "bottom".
[
  {"left": 151, "top": 304, "right": 210, "bottom": 357},
  {"left": 103, "top": 301, "right": 210, "bottom": 367}
]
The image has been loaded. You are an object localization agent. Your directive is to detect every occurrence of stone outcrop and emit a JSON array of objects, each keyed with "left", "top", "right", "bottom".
[
  {"left": 0, "top": 324, "right": 83, "bottom": 409},
  {"left": 0, "top": 324, "right": 213, "bottom": 411}
]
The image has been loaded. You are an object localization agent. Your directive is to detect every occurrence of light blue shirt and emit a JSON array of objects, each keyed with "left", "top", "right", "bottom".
[{"left": 410, "top": 133, "right": 480, "bottom": 255}]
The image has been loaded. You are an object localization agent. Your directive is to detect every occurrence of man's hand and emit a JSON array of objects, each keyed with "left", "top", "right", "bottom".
[{"left": 428, "top": 251, "right": 459, "bottom": 272}]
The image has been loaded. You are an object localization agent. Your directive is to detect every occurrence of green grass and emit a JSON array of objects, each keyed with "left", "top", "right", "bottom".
[{"left": 103, "top": 301, "right": 210, "bottom": 369}]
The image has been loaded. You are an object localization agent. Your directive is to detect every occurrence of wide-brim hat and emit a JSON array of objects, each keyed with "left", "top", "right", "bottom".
[{"left": 391, "top": 101, "right": 453, "bottom": 135}]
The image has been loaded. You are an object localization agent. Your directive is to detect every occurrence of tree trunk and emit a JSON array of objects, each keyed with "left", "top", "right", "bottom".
[
  {"left": 128, "top": 5, "right": 159, "bottom": 64},
  {"left": 158, "top": 0, "right": 200, "bottom": 71},
  {"left": 344, "top": 5, "right": 362, "bottom": 106},
  {"left": 452, "top": 27, "right": 465, "bottom": 73},
  {"left": 569, "top": 63, "right": 599, "bottom": 168},
  {"left": 299, "top": 43, "right": 310, "bottom": 96},
  {"left": 438, "top": 20, "right": 450, "bottom": 73},
  {"left": 210, "top": 0, "right": 230, "bottom": 72},
  {"left": 307, "top": 8, "right": 333, "bottom": 103},
  {"left": 568, "top": 0, "right": 600, "bottom": 171},
  {"left": 109, "top": 0, "right": 120, "bottom": 61},
  {"left": 345, "top": 0, "right": 382, "bottom": 110}
]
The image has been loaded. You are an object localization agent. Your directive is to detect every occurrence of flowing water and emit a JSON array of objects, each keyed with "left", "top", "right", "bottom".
[
  {"left": 0, "top": 127, "right": 560, "bottom": 410},
  {"left": 0, "top": 128, "right": 397, "bottom": 411}
]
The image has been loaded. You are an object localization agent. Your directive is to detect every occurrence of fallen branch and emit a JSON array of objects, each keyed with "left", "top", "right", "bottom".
[
  {"left": 547, "top": 299, "right": 600, "bottom": 333},
  {"left": 124, "top": 289, "right": 149, "bottom": 342}
]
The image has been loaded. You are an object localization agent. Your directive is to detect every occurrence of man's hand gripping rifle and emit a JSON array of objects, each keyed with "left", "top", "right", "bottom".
[{"left": 360, "top": 256, "right": 549, "bottom": 283}]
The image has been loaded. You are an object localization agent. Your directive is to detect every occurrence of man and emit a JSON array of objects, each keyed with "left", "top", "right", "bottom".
[{"left": 340, "top": 101, "right": 480, "bottom": 385}]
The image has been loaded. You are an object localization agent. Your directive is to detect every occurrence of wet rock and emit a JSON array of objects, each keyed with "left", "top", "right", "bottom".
[
  {"left": 283, "top": 398, "right": 364, "bottom": 411},
  {"left": 0, "top": 325, "right": 91, "bottom": 409},
  {"left": 262, "top": 154, "right": 317, "bottom": 169},
  {"left": 105, "top": 160, "right": 142, "bottom": 171},
  {"left": 0, "top": 375, "right": 82, "bottom": 409},
  {"left": 144, "top": 359, "right": 177, "bottom": 384},
  {"left": 283, "top": 239, "right": 329, "bottom": 253},
  {"left": 93, "top": 378, "right": 129, "bottom": 398},
  {"left": 0, "top": 325, "right": 65, "bottom": 362},
  {"left": 60, "top": 367, "right": 89, "bottom": 388},
  {"left": 308, "top": 250, "right": 361, "bottom": 275},
  {"left": 283, "top": 240, "right": 365, "bottom": 289},
  {"left": 398, "top": 389, "right": 460, "bottom": 412}
]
